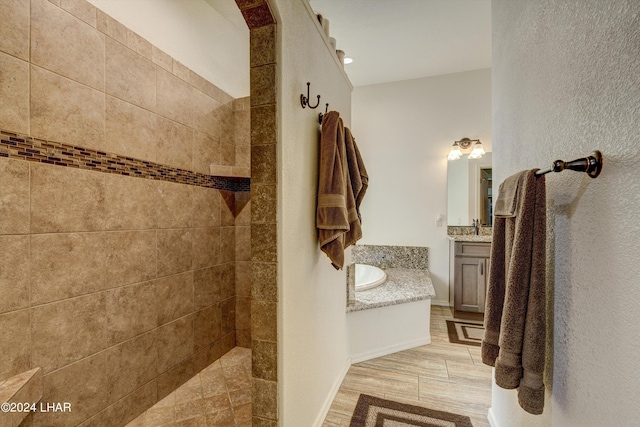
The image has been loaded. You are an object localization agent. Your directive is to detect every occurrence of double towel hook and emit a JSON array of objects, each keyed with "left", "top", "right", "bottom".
[{"left": 300, "top": 82, "right": 321, "bottom": 109}]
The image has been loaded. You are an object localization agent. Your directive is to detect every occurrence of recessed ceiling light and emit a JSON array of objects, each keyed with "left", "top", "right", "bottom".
[{"left": 343, "top": 57, "right": 354, "bottom": 65}]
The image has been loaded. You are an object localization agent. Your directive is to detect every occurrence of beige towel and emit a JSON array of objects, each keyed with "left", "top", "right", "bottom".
[
  {"left": 343, "top": 127, "right": 368, "bottom": 247},
  {"left": 482, "top": 169, "right": 547, "bottom": 415},
  {"left": 494, "top": 172, "right": 525, "bottom": 216},
  {"left": 317, "top": 111, "right": 349, "bottom": 269}
]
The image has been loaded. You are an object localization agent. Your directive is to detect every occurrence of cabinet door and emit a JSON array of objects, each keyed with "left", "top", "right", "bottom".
[{"left": 454, "top": 257, "right": 486, "bottom": 313}]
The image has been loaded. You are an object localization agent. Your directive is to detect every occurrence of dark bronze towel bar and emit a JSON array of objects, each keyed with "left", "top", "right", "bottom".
[{"left": 535, "top": 150, "right": 603, "bottom": 178}]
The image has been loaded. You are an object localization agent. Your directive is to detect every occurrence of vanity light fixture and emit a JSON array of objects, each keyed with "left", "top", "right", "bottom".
[{"left": 448, "top": 138, "right": 484, "bottom": 160}]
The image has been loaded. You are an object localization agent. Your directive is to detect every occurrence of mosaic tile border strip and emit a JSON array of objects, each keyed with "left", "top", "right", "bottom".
[{"left": 0, "top": 129, "right": 250, "bottom": 192}]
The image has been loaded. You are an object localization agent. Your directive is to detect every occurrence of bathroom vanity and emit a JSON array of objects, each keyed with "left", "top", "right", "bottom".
[{"left": 448, "top": 236, "right": 492, "bottom": 318}]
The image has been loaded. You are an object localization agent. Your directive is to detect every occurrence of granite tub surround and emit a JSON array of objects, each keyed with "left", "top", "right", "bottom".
[
  {"left": 352, "top": 244, "right": 430, "bottom": 270},
  {"left": 349, "top": 245, "right": 435, "bottom": 311},
  {"left": 348, "top": 268, "right": 436, "bottom": 312}
]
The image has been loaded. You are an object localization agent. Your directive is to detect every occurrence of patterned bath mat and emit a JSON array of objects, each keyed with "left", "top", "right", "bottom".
[
  {"left": 349, "top": 394, "right": 473, "bottom": 427},
  {"left": 446, "top": 320, "right": 484, "bottom": 347}
]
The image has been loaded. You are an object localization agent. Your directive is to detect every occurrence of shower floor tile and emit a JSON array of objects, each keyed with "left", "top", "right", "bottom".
[{"left": 126, "top": 347, "right": 251, "bottom": 427}]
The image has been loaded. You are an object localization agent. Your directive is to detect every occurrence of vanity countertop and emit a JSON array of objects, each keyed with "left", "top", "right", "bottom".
[
  {"left": 448, "top": 235, "right": 492, "bottom": 243},
  {"left": 347, "top": 268, "right": 435, "bottom": 312}
]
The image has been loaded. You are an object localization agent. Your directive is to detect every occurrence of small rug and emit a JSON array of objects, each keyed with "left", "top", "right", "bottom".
[
  {"left": 446, "top": 320, "right": 484, "bottom": 347},
  {"left": 349, "top": 394, "right": 473, "bottom": 427}
]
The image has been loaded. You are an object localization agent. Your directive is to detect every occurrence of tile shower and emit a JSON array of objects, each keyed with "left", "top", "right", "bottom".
[{"left": 0, "top": 0, "right": 256, "bottom": 425}]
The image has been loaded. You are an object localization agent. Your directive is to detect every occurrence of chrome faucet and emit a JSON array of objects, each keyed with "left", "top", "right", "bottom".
[{"left": 472, "top": 219, "right": 480, "bottom": 235}]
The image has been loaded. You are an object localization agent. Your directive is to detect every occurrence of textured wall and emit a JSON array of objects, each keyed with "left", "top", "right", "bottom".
[
  {"left": 492, "top": 1, "right": 640, "bottom": 426},
  {"left": 0, "top": 0, "right": 250, "bottom": 425}
]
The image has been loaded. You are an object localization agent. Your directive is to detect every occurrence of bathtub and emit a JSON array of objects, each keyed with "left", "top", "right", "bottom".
[{"left": 355, "top": 264, "right": 387, "bottom": 291}]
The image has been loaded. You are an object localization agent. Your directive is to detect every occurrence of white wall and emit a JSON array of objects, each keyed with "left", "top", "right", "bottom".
[
  {"left": 271, "top": 0, "right": 353, "bottom": 425},
  {"left": 491, "top": 1, "right": 640, "bottom": 426},
  {"left": 87, "top": 0, "right": 249, "bottom": 98},
  {"left": 352, "top": 69, "right": 492, "bottom": 305}
]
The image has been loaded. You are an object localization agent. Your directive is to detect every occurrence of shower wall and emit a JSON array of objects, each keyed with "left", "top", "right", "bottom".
[{"left": 0, "top": 0, "right": 250, "bottom": 425}]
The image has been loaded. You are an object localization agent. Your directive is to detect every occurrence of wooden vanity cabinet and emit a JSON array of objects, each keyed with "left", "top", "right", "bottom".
[{"left": 452, "top": 242, "right": 491, "bottom": 315}]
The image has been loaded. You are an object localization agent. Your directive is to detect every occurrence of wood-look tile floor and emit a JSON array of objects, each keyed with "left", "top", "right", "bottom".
[
  {"left": 126, "top": 347, "right": 251, "bottom": 427},
  {"left": 322, "top": 305, "right": 492, "bottom": 426}
]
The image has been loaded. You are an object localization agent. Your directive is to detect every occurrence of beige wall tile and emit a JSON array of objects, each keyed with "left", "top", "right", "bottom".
[
  {"left": 193, "top": 267, "right": 220, "bottom": 311},
  {"left": 156, "top": 67, "right": 195, "bottom": 128},
  {"left": 156, "top": 117, "right": 192, "bottom": 170},
  {"left": 157, "top": 355, "right": 195, "bottom": 400},
  {"left": 60, "top": 0, "right": 97, "bottom": 27},
  {"left": 221, "top": 298, "right": 235, "bottom": 335},
  {"left": 31, "top": 232, "right": 107, "bottom": 305},
  {"left": 96, "top": 9, "right": 127, "bottom": 44},
  {"left": 105, "top": 95, "right": 157, "bottom": 161},
  {"left": 220, "top": 227, "right": 236, "bottom": 264},
  {"left": 0, "top": 0, "right": 30, "bottom": 60},
  {"left": 104, "top": 230, "right": 157, "bottom": 288},
  {"left": 234, "top": 192, "right": 251, "bottom": 226},
  {"left": 0, "top": 158, "right": 29, "bottom": 234},
  {"left": 190, "top": 71, "right": 223, "bottom": 101},
  {"left": 191, "top": 88, "right": 222, "bottom": 137},
  {"left": 104, "top": 174, "right": 158, "bottom": 230},
  {"left": 31, "top": 0, "right": 105, "bottom": 90},
  {"left": 157, "top": 229, "right": 193, "bottom": 277},
  {"left": 172, "top": 60, "right": 190, "bottom": 81},
  {"left": 78, "top": 380, "right": 156, "bottom": 427},
  {"left": 220, "top": 263, "right": 235, "bottom": 301},
  {"left": 220, "top": 141, "right": 235, "bottom": 166},
  {"left": 157, "top": 181, "right": 193, "bottom": 229},
  {"left": 152, "top": 46, "right": 172, "bottom": 71},
  {"left": 155, "top": 271, "right": 194, "bottom": 326},
  {"left": 156, "top": 316, "right": 194, "bottom": 373},
  {"left": 235, "top": 144, "right": 250, "bottom": 169},
  {"left": 30, "top": 65, "right": 105, "bottom": 149},
  {"left": 126, "top": 29, "right": 153, "bottom": 60},
  {"left": 209, "top": 165, "right": 232, "bottom": 177},
  {"left": 220, "top": 192, "right": 235, "bottom": 226},
  {"left": 0, "top": 236, "right": 29, "bottom": 314},
  {"left": 106, "top": 331, "right": 158, "bottom": 404},
  {"left": 0, "top": 310, "right": 30, "bottom": 382},
  {"left": 30, "top": 162, "right": 105, "bottom": 233},
  {"left": 192, "top": 228, "right": 221, "bottom": 270},
  {"left": 0, "top": 52, "right": 29, "bottom": 134},
  {"left": 106, "top": 281, "right": 157, "bottom": 346},
  {"left": 235, "top": 261, "right": 251, "bottom": 298},
  {"left": 193, "top": 131, "right": 220, "bottom": 175},
  {"left": 192, "top": 187, "right": 221, "bottom": 228},
  {"left": 105, "top": 37, "right": 156, "bottom": 111},
  {"left": 34, "top": 353, "right": 107, "bottom": 427},
  {"left": 236, "top": 297, "right": 251, "bottom": 332},
  {"left": 31, "top": 293, "right": 107, "bottom": 373},
  {"left": 193, "top": 306, "right": 216, "bottom": 352},
  {"left": 235, "top": 226, "right": 251, "bottom": 262}
]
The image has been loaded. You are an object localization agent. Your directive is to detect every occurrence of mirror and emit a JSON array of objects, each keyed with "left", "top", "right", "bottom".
[{"left": 447, "top": 152, "right": 492, "bottom": 226}]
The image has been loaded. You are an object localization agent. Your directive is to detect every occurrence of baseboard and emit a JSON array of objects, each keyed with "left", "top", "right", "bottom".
[
  {"left": 487, "top": 407, "right": 499, "bottom": 427},
  {"left": 431, "top": 299, "right": 451, "bottom": 307},
  {"left": 350, "top": 336, "right": 431, "bottom": 364},
  {"left": 312, "top": 356, "right": 352, "bottom": 427}
]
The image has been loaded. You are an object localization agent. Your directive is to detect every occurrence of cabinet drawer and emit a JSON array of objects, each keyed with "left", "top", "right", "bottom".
[{"left": 455, "top": 242, "right": 491, "bottom": 258}]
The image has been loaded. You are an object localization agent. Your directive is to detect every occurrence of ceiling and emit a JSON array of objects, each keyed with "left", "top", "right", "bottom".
[{"left": 308, "top": 0, "right": 491, "bottom": 87}]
